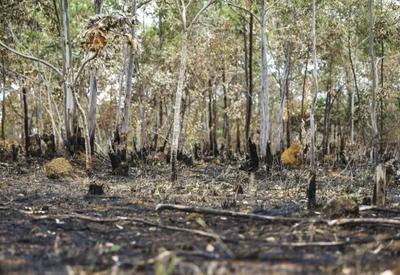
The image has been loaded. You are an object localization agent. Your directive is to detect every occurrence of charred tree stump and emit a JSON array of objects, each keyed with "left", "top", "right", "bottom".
[
  {"left": 194, "top": 144, "right": 200, "bottom": 160},
  {"left": 109, "top": 149, "right": 129, "bottom": 176},
  {"left": 240, "top": 138, "right": 259, "bottom": 173},
  {"left": 109, "top": 129, "right": 129, "bottom": 176},
  {"left": 87, "top": 183, "right": 104, "bottom": 196},
  {"left": 307, "top": 171, "right": 317, "bottom": 209},
  {"left": 66, "top": 127, "right": 85, "bottom": 156},
  {"left": 11, "top": 144, "right": 18, "bottom": 162}
]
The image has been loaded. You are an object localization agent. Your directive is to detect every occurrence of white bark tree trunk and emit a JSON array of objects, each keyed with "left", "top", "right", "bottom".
[
  {"left": 171, "top": 30, "right": 188, "bottom": 181},
  {"left": 278, "top": 84, "right": 286, "bottom": 153},
  {"left": 61, "top": 0, "right": 75, "bottom": 141},
  {"left": 369, "top": 0, "right": 378, "bottom": 163},
  {"left": 259, "top": 0, "right": 269, "bottom": 159},
  {"left": 119, "top": 0, "right": 137, "bottom": 146},
  {"left": 87, "top": 0, "right": 102, "bottom": 152},
  {"left": 310, "top": 0, "right": 319, "bottom": 170}
]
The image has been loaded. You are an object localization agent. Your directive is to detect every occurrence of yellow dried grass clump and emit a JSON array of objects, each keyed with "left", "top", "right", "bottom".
[
  {"left": 281, "top": 143, "right": 303, "bottom": 167},
  {"left": 0, "top": 139, "right": 19, "bottom": 152},
  {"left": 323, "top": 154, "right": 333, "bottom": 162},
  {"left": 44, "top": 158, "right": 73, "bottom": 179}
]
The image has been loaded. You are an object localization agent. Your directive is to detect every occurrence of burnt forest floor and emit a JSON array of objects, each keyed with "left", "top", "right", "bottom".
[{"left": 1, "top": 156, "right": 400, "bottom": 275}]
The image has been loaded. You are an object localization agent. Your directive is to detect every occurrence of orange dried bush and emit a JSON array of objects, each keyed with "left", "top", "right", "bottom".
[{"left": 281, "top": 143, "right": 303, "bottom": 167}]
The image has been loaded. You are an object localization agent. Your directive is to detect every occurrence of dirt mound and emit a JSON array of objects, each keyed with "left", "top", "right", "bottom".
[
  {"left": 322, "top": 196, "right": 359, "bottom": 219},
  {"left": 281, "top": 143, "right": 303, "bottom": 167},
  {"left": 44, "top": 158, "right": 73, "bottom": 179}
]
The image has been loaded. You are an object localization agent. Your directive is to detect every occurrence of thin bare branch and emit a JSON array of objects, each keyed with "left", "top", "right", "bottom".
[
  {"left": 0, "top": 40, "right": 62, "bottom": 76},
  {"left": 224, "top": 1, "right": 261, "bottom": 25},
  {"left": 187, "top": 0, "right": 216, "bottom": 31},
  {"left": 156, "top": 204, "right": 301, "bottom": 223},
  {"left": 73, "top": 51, "right": 98, "bottom": 87}
]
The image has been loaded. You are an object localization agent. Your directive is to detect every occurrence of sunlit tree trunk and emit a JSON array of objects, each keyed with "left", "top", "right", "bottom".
[
  {"left": 1, "top": 54, "right": 5, "bottom": 140},
  {"left": 278, "top": 83, "right": 286, "bottom": 153},
  {"left": 171, "top": 30, "right": 188, "bottom": 181},
  {"left": 61, "top": 0, "right": 75, "bottom": 144},
  {"left": 87, "top": 0, "right": 102, "bottom": 153},
  {"left": 115, "top": 45, "right": 127, "bottom": 127},
  {"left": 259, "top": 0, "right": 269, "bottom": 159},
  {"left": 322, "top": 59, "right": 332, "bottom": 156},
  {"left": 310, "top": 0, "right": 319, "bottom": 170},
  {"left": 222, "top": 67, "right": 231, "bottom": 153},
  {"left": 170, "top": 0, "right": 214, "bottom": 181},
  {"left": 119, "top": 0, "right": 137, "bottom": 149},
  {"left": 300, "top": 49, "right": 309, "bottom": 145},
  {"left": 369, "top": 0, "right": 378, "bottom": 163},
  {"left": 284, "top": 44, "right": 292, "bottom": 149}
]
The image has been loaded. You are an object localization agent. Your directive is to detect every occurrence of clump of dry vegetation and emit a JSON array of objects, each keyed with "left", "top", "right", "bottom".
[
  {"left": 281, "top": 143, "right": 303, "bottom": 167},
  {"left": 44, "top": 157, "right": 73, "bottom": 179},
  {"left": 322, "top": 196, "right": 359, "bottom": 219}
]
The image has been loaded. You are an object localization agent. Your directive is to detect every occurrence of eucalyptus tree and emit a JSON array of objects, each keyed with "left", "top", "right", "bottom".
[
  {"left": 170, "top": 0, "right": 215, "bottom": 182},
  {"left": 87, "top": 0, "right": 103, "bottom": 153},
  {"left": 310, "top": 0, "right": 319, "bottom": 170},
  {"left": 259, "top": 0, "right": 270, "bottom": 159},
  {"left": 368, "top": 0, "right": 379, "bottom": 163},
  {"left": 369, "top": 0, "right": 378, "bottom": 163}
]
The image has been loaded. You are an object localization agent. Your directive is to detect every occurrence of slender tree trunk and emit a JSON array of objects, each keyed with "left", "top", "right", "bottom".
[
  {"left": 300, "top": 49, "right": 309, "bottom": 145},
  {"left": 119, "top": 0, "right": 137, "bottom": 149},
  {"left": 61, "top": 0, "right": 75, "bottom": 144},
  {"left": 322, "top": 59, "right": 332, "bottom": 155},
  {"left": 284, "top": 43, "right": 292, "bottom": 149},
  {"left": 22, "top": 88, "right": 30, "bottom": 157},
  {"left": 72, "top": 85, "right": 92, "bottom": 175},
  {"left": 208, "top": 79, "right": 213, "bottom": 154},
  {"left": 222, "top": 68, "right": 231, "bottom": 153},
  {"left": 171, "top": 30, "right": 188, "bottom": 181},
  {"left": 278, "top": 83, "right": 286, "bottom": 153},
  {"left": 212, "top": 82, "right": 218, "bottom": 156},
  {"left": 242, "top": 17, "right": 249, "bottom": 100},
  {"left": 87, "top": 0, "right": 102, "bottom": 153},
  {"left": 245, "top": 13, "right": 253, "bottom": 144},
  {"left": 347, "top": 67, "right": 355, "bottom": 144},
  {"left": 259, "top": 0, "right": 269, "bottom": 159},
  {"left": 379, "top": 13, "right": 384, "bottom": 153},
  {"left": 115, "top": 45, "right": 127, "bottom": 127},
  {"left": 310, "top": 0, "right": 319, "bottom": 170},
  {"left": 369, "top": 0, "right": 379, "bottom": 163},
  {"left": 87, "top": 72, "right": 97, "bottom": 153},
  {"left": 278, "top": 41, "right": 292, "bottom": 152},
  {"left": 46, "top": 86, "right": 59, "bottom": 150},
  {"left": 137, "top": 84, "right": 145, "bottom": 152},
  {"left": 1, "top": 54, "right": 5, "bottom": 140}
]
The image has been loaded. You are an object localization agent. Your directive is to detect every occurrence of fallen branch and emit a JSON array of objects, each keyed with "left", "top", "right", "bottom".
[
  {"left": 156, "top": 203, "right": 301, "bottom": 223},
  {"left": 30, "top": 212, "right": 225, "bottom": 241},
  {"left": 328, "top": 218, "right": 400, "bottom": 227},
  {"left": 17, "top": 210, "right": 400, "bottom": 251},
  {"left": 360, "top": 206, "right": 400, "bottom": 214}
]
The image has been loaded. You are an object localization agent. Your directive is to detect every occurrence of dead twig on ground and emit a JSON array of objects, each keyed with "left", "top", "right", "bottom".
[
  {"left": 328, "top": 218, "right": 400, "bottom": 227},
  {"left": 26, "top": 212, "right": 229, "bottom": 243},
  {"left": 156, "top": 203, "right": 302, "bottom": 223},
  {"left": 359, "top": 206, "right": 400, "bottom": 214}
]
